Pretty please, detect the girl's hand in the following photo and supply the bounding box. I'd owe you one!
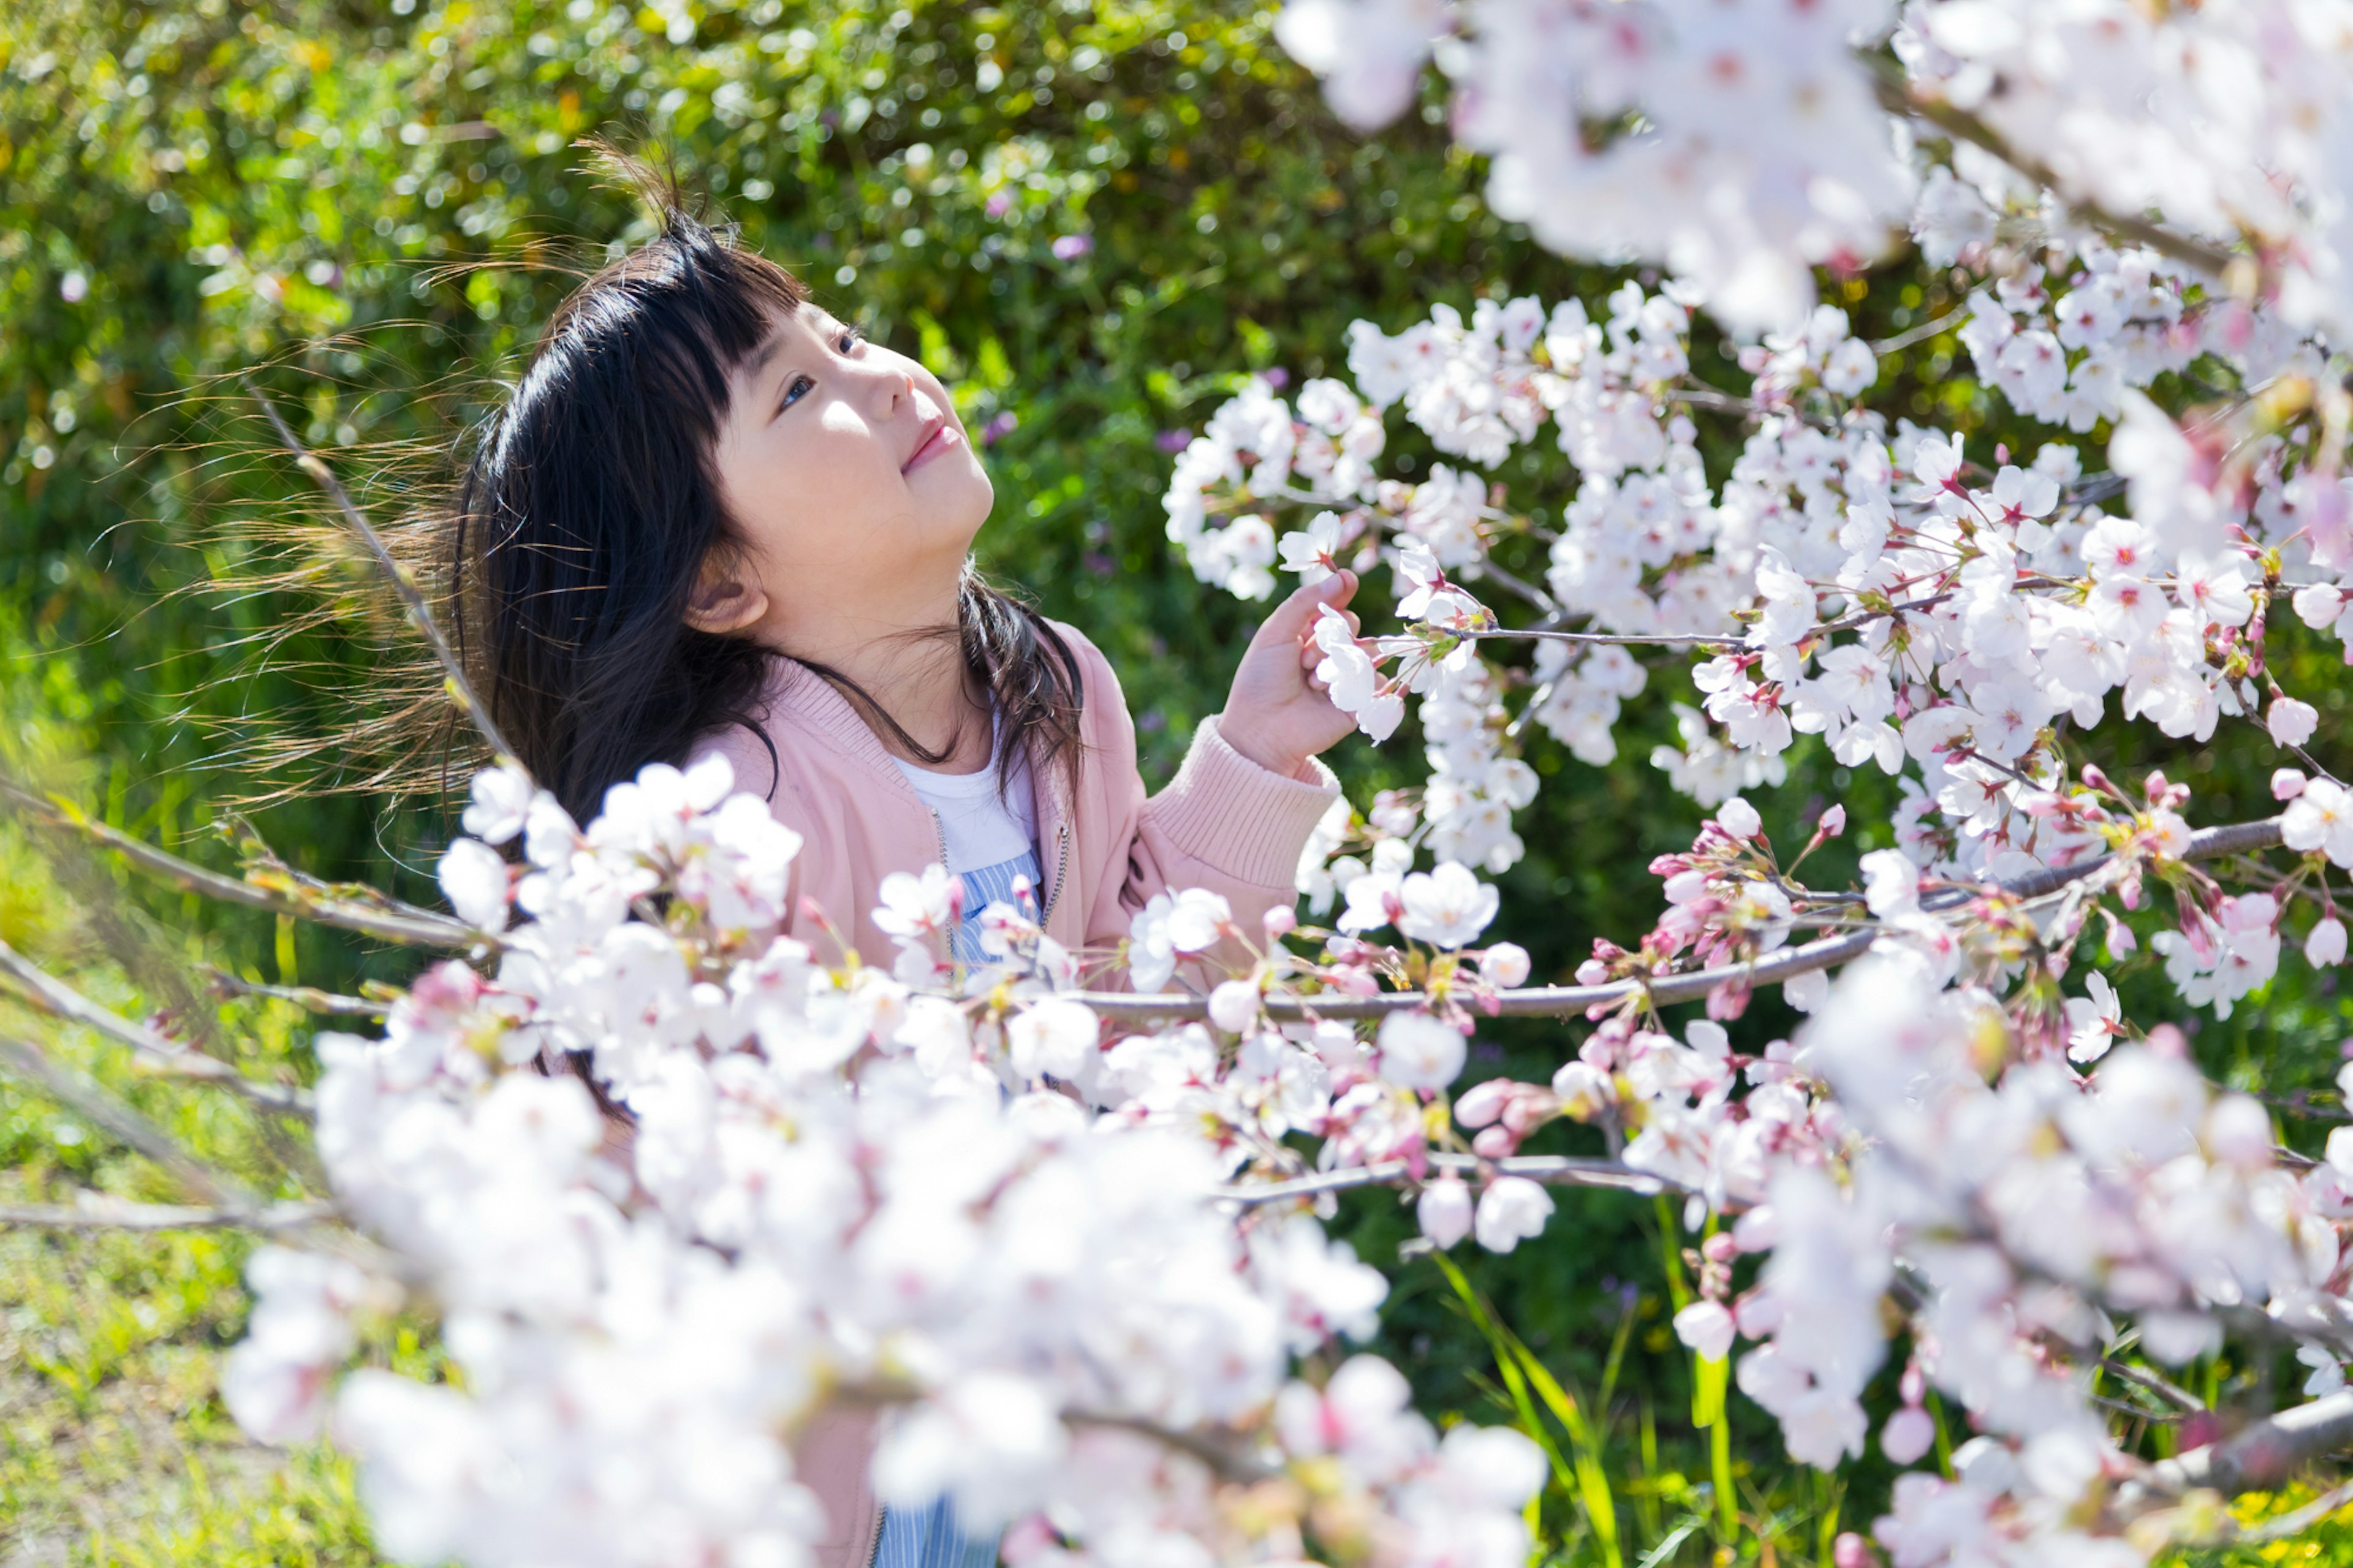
[1218,572,1363,779]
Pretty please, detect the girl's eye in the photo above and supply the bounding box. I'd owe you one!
[837,326,865,354]
[779,373,816,412]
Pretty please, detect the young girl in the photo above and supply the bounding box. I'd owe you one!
[445,170,1362,1568]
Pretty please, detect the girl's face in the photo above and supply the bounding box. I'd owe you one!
[699,301,993,642]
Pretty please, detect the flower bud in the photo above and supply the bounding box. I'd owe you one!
[1471,1124,1519,1159]
[1817,803,1847,838]
[1879,1407,1935,1466]
[1416,1176,1474,1249]
[2275,767,2309,800]
[1262,905,1298,939]
[1832,1532,1880,1568]
[2309,917,2348,968]
[2269,695,2321,749]
[1453,1078,1512,1129]
[1481,941,1531,988]
[1671,1299,1735,1362]
[1716,796,1763,840]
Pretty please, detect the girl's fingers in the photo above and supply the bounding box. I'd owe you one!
[1253,570,1358,653]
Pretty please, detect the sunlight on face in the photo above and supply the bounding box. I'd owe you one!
[710,302,994,643]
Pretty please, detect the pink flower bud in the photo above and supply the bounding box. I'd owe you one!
[1818,803,1847,838]
[1262,905,1298,939]
[1701,1232,1738,1263]
[2309,917,2347,968]
[1879,1407,1935,1466]
[1832,1532,1880,1568]
[1671,1299,1735,1362]
[2275,767,2309,800]
[1716,797,1763,840]
[2270,695,2321,749]
[1471,1124,1519,1159]
[1453,1078,1512,1129]
[1481,941,1531,988]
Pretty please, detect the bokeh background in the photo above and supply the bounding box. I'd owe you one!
[4,2,2349,1562]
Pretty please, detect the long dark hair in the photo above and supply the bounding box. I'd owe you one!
[450,153,1082,823]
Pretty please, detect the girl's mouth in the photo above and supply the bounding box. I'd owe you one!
[904,417,958,473]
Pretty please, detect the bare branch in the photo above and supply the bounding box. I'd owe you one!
[2128,1390,2353,1504]
[0,939,314,1113]
[207,966,389,1019]
[1079,815,2285,1022]
[1864,55,2243,282]
[2099,1355,2207,1416]
[0,776,485,951]
[243,376,524,771]
[1461,627,1741,651]
[0,1033,265,1214]
[1216,1151,1684,1206]
[1062,1409,1279,1485]
[0,1195,336,1234]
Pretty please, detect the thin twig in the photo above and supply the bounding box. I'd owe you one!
[1216,1151,1682,1206]
[1871,305,1971,355]
[1077,814,2286,1022]
[0,1195,335,1234]
[1464,558,1559,617]
[1062,1409,1278,1485]
[2100,1355,2207,1415]
[1461,627,1742,651]
[207,967,390,1018]
[243,374,523,770]
[0,778,485,950]
[0,939,314,1114]
[0,1034,263,1214]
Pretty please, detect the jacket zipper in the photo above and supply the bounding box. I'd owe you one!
[1039,820,1071,931]
[863,1504,886,1568]
[926,808,950,877]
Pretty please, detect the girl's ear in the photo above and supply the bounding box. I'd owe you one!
[684,556,770,635]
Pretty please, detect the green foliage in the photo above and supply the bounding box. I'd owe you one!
[6,0,2353,1562]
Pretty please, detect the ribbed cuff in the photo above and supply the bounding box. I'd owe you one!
[1146,714,1342,889]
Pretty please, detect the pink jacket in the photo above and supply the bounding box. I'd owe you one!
[692,619,1341,975]
[690,619,1341,1568]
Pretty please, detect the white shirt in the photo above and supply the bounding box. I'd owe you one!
[892,746,1043,960]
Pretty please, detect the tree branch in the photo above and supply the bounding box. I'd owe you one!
[1079,815,2286,1022]
[0,939,314,1113]
[2130,1390,2353,1503]
[0,1033,265,1214]
[1865,54,2244,282]
[1061,1408,1279,1485]
[0,776,485,950]
[1216,1151,1683,1206]
[0,1195,335,1233]
[206,967,389,1019]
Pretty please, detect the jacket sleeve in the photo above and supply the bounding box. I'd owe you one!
[1069,629,1343,972]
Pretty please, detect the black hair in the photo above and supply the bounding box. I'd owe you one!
[449,150,1083,824]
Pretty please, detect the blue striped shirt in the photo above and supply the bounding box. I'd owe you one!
[874,1498,1001,1568]
[951,850,1044,963]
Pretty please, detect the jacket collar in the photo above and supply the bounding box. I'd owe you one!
[759,655,1076,920]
